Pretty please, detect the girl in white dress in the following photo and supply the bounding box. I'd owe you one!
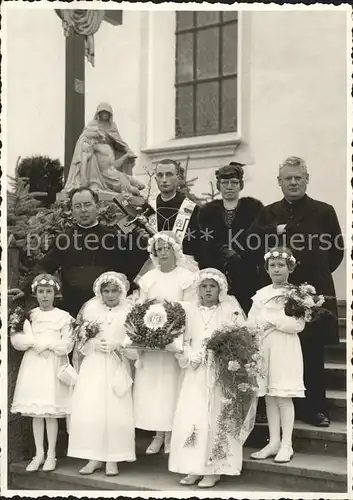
[169,268,249,489]
[248,247,305,463]
[11,274,74,472]
[68,272,136,477]
[133,231,196,455]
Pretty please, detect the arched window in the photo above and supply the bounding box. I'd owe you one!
[175,11,238,138]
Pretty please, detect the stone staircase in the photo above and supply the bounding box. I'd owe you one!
[8,301,348,493]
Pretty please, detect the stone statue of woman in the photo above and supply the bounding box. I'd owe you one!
[62,102,145,199]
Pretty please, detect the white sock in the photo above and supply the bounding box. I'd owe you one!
[32,417,45,457]
[155,431,164,439]
[277,397,294,448]
[45,418,58,458]
[265,396,281,447]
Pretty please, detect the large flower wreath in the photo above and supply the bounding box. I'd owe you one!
[124,299,186,351]
[184,324,262,462]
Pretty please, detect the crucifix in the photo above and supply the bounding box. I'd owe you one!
[56,10,123,179]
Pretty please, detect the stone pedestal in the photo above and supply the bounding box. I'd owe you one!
[56,189,145,206]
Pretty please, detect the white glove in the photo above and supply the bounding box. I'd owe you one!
[99,339,120,353]
[276,224,287,235]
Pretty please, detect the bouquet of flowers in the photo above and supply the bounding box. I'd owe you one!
[72,314,101,350]
[267,283,328,322]
[8,305,29,335]
[124,299,186,352]
[184,324,261,461]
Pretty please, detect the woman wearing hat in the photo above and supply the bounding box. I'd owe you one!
[199,163,263,315]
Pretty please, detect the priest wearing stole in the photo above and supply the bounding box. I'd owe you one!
[136,159,201,280]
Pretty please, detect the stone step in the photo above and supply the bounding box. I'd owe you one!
[337,300,346,319]
[8,450,347,493]
[246,421,346,457]
[242,447,347,493]
[338,318,346,340]
[327,389,346,422]
[324,361,346,390]
[325,338,346,363]
[7,456,290,492]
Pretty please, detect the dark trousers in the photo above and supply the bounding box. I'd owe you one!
[297,325,327,416]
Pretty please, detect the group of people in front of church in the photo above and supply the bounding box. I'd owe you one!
[9,153,343,488]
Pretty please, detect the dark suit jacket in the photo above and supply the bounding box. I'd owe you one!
[248,194,344,344]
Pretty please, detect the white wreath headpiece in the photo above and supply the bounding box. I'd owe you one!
[264,250,296,264]
[194,268,229,303]
[147,231,184,268]
[31,274,61,295]
[93,271,129,299]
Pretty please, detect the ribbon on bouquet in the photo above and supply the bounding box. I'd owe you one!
[111,352,133,398]
[205,351,216,465]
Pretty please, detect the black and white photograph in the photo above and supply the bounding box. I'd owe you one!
[1,2,351,496]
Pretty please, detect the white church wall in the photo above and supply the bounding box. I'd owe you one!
[5,8,65,175]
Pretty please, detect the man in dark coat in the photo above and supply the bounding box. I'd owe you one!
[198,163,263,313]
[249,156,344,427]
[9,187,146,316]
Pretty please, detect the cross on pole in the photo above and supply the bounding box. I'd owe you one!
[56,10,123,179]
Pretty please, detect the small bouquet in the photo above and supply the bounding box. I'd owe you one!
[8,305,29,335]
[124,299,186,352]
[267,283,328,323]
[184,324,261,461]
[72,314,101,349]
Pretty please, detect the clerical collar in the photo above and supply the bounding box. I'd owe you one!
[77,221,99,229]
[283,194,307,206]
[160,192,177,203]
[223,199,239,211]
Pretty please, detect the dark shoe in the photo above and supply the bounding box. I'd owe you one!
[303,412,330,427]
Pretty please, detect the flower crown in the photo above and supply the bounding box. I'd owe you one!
[147,233,182,255]
[264,250,296,264]
[31,278,60,292]
[194,269,229,303]
[93,272,129,299]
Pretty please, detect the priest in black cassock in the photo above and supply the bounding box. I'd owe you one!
[9,187,146,317]
[248,156,344,427]
[198,163,263,314]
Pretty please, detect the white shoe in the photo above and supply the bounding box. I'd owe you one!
[274,445,293,463]
[79,460,103,475]
[42,456,57,472]
[26,455,45,472]
[198,475,221,488]
[105,462,119,476]
[180,474,202,485]
[250,443,280,460]
[146,435,164,455]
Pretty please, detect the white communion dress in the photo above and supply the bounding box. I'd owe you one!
[169,300,247,476]
[11,307,74,418]
[133,266,196,431]
[67,298,136,463]
[247,284,306,398]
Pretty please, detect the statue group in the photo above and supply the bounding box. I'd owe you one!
[62,102,145,202]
